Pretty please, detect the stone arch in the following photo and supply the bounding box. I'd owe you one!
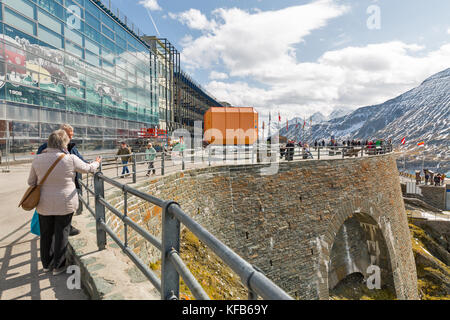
[315,198,402,300]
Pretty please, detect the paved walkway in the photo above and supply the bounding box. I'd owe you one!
[0,164,87,300]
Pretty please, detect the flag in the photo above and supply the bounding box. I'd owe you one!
[262,121,265,130]
[278,112,281,122]
[417,141,425,147]
[303,120,306,129]
[401,137,406,145]
[286,119,289,131]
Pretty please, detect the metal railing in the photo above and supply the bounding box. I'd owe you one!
[79,164,293,300]
[77,143,394,300]
[85,144,394,180]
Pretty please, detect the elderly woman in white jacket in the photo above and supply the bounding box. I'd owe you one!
[28,130,101,275]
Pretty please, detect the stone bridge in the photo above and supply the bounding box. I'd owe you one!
[105,153,418,300]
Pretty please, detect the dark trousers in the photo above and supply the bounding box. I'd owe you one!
[38,213,73,269]
[122,160,129,175]
[147,161,155,175]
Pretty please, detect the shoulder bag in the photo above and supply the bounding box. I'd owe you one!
[18,154,66,211]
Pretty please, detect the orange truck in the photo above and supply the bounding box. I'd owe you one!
[204,107,259,145]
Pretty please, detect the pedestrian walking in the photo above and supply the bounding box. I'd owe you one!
[424,169,429,185]
[117,142,132,178]
[434,174,441,186]
[286,140,295,161]
[28,130,101,275]
[145,143,156,176]
[415,170,421,185]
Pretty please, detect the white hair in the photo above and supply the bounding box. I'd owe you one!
[60,124,74,132]
[48,130,70,150]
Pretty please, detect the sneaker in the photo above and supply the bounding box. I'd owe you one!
[53,266,67,276]
[43,265,53,272]
[69,226,80,236]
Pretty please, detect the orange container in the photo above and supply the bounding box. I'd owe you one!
[204,107,258,145]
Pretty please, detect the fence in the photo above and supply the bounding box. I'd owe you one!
[76,143,394,300]
[85,144,394,181]
[78,150,295,300]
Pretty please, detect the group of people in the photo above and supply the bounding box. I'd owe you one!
[311,139,391,149]
[29,126,170,275]
[28,124,101,275]
[415,169,446,186]
[280,141,313,161]
[116,141,159,177]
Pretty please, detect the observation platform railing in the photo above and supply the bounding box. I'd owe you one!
[77,143,393,300]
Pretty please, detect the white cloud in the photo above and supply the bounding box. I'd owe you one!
[171,1,450,122]
[209,71,229,80]
[169,9,217,31]
[138,0,161,11]
[447,28,450,35]
[206,42,450,121]
[179,0,349,74]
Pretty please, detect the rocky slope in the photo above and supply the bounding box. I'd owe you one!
[278,68,450,173]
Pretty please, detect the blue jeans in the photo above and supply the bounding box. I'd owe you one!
[122,160,129,175]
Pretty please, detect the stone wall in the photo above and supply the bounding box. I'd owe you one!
[104,154,418,300]
[400,183,447,210]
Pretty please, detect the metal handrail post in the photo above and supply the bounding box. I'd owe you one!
[94,172,107,250]
[124,191,128,247]
[248,290,258,300]
[161,201,180,300]
[252,146,255,164]
[318,147,320,160]
[208,147,211,167]
[132,154,137,183]
[161,152,165,176]
[181,151,185,171]
[86,173,90,207]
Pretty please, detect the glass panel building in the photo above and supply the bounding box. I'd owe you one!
[0,0,163,157]
[0,0,223,160]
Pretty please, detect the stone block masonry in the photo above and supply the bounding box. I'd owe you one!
[401,183,447,211]
[104,154,418,300]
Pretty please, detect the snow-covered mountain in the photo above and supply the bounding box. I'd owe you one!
[328,107,352,121]
[309,112,328,124]
[278,68,450,172]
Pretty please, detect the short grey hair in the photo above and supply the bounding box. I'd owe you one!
[60,124,74,132]
[48,130,70,150]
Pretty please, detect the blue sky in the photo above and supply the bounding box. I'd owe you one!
[107,0,450,124]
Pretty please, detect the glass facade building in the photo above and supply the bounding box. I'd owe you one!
[0,0,224,161]
[0,0,165,157]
